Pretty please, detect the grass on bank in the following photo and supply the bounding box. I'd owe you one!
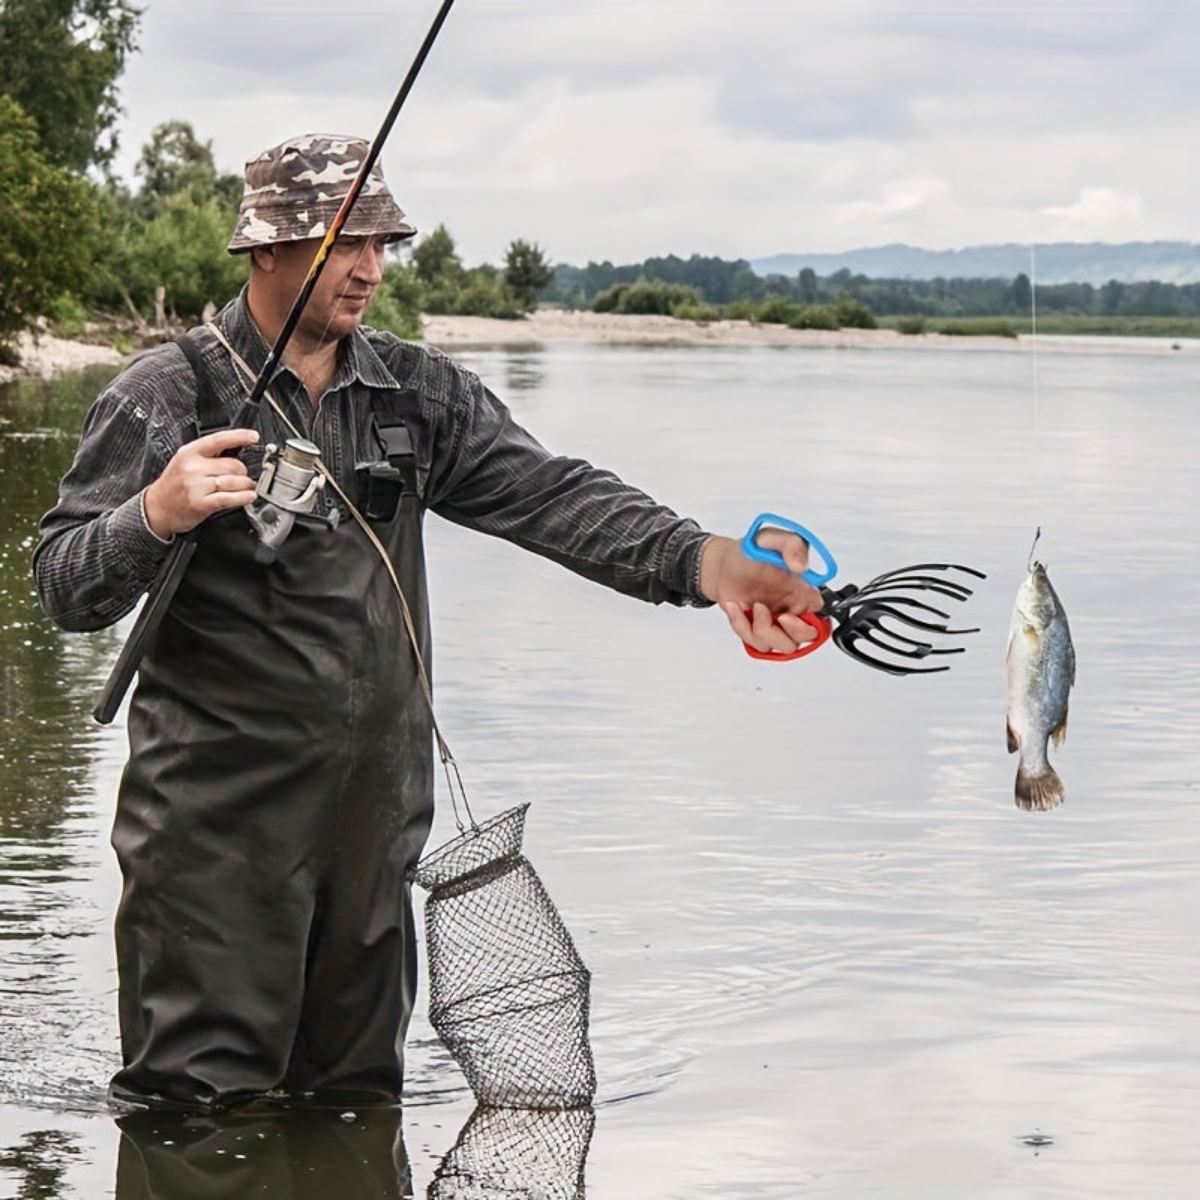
[882,313,1200,339]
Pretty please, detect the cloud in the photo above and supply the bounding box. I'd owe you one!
[111,0,1199,265]
[1039,187,1146,241]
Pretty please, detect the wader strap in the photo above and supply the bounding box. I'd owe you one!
[174,333,229,435]
[358,390,421,520]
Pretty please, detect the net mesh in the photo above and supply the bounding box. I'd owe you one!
[428,1105,595,1200]
[411,804,597,1110]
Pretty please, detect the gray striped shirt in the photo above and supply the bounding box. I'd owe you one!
[34,291,712,631]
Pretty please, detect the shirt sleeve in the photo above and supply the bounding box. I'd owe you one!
[419,357,713,608]
[33,352,191,631]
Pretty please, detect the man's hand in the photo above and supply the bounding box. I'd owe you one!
[143,429,261,539]
[699,532,825,656]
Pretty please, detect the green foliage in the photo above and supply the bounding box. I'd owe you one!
[78,121,245,321]
[548,253,759,308]
[1009,272,1033,315]
[0,0,140,174]
[552,252,1200,327]
[894,315,928,335]
[366,275,423,341]
[757,297,804,325]
[504,238,554,309]
[0,95,100,351]
[48,292,89,337]
[932,317,1019,338]
[721,299,760,322]
[129,189,247,318]
[370,261,424,339]
[134,119,241,216]
[786,305,840,331]
[672,300,721,323]
[592,279,703,316]
[1011,313,1200,338]
[399,229,529,320]
[411,224,464,286]
[833,293,877,329]
[449,270,525,319]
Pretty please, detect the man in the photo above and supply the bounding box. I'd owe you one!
[34,133,820,1112]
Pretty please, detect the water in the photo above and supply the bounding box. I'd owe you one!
[1,340,1197,1197]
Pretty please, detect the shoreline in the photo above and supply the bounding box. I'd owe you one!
[426,310,1193,355]
[3,312,1191,385]
[0,329,123,386]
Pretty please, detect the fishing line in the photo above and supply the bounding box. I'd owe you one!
[1022,14,1045,539]
[1029,241,1041,440]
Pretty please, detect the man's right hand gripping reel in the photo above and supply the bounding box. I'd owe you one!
[739,513,986,676]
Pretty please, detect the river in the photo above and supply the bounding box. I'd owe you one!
[1,338,1197,1197]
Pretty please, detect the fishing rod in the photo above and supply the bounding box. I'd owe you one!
[93,0,457,725]
[232,0,456,427]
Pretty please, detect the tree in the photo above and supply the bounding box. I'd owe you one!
[1009,272,1033,316]
[0,0,140,174]
[134,119,241,216]
[0,96,99,358]
[79,123,246,322]
[504,238,553,310]
[128,190,248,319]
[796,267,820,305]
[411,224,463,287]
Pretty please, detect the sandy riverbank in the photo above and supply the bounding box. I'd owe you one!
[3,311,1190,385]
[0,329,122,385]
[422,309,1013,351]
[423,310,1192,356]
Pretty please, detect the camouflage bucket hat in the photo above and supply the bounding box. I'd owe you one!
[227,133,416,254]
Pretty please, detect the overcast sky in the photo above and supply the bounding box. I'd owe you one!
[112,0,1197,268]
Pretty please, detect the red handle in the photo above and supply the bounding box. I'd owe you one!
[741,611,832,661]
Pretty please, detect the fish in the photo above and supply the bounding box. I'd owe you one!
[1005,541,1075,812]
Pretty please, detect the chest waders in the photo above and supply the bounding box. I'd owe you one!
[110,339,434,1110]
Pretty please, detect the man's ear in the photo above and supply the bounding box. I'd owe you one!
[249,244,277,272]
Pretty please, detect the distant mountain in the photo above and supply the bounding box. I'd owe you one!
[749,241,1200,285]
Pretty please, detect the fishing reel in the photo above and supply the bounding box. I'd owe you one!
[245,437,339,564]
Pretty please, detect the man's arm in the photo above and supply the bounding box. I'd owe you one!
[423,373,712,607]
[34,378,182,631]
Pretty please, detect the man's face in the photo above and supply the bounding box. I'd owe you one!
[256,235,391,345]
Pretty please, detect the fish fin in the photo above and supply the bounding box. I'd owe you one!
[1006,718,1020,754]
[1015,763,1065,812]
[1050,707,1069,748]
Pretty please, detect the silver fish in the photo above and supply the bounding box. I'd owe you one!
[1005,545,1075,812]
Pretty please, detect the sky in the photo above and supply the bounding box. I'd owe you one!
[111,0,1198,268]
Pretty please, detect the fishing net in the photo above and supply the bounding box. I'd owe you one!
[410,803,596,1110]
[428,1104,596,1200]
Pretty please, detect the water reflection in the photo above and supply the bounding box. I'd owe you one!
[114,1106,413,1199]
[109,1103,596,1200]
[3,346,1199,1198]
[0,1129,83,1199]
[0,368,120,842]
[1,365,125,1113]
[429,1105,595,1200]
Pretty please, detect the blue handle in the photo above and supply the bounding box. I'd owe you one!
[740,512,838,586]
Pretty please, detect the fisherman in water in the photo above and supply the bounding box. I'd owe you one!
[34,134,821,1112]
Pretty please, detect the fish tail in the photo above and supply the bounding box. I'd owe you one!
[1015,762,1065,812]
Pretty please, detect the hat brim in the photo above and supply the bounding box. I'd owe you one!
[227,193,416,255]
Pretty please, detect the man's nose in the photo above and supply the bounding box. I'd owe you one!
[351,242,386,284]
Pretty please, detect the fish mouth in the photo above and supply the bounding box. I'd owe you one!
[1026,526,1044,572]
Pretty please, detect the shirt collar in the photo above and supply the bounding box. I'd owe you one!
[218,288,403,394]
